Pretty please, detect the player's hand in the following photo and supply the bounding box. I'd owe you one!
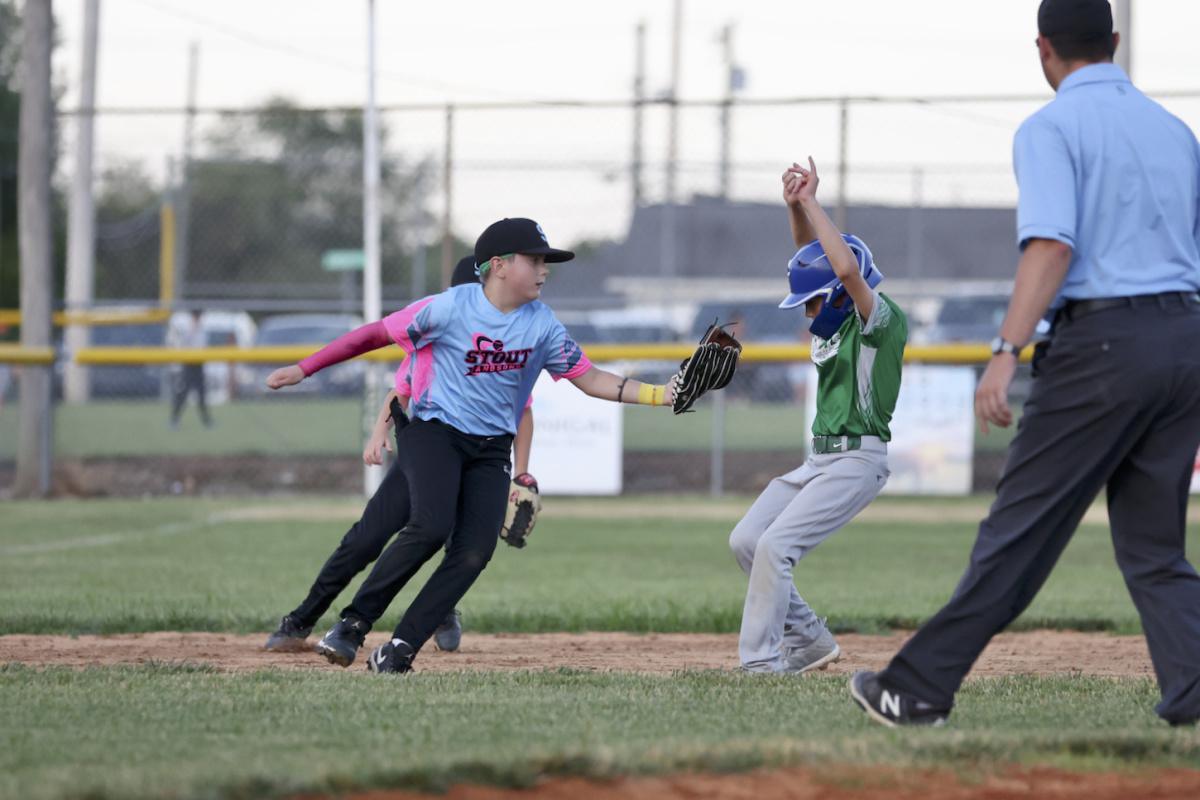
[266,365,305,390]
[975,353,1017,434]
[791,156,820,204]
[782,164,806,208]
[362,427,393,466]
[664,376,678,408]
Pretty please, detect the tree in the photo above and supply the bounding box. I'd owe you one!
[186,97,438,303]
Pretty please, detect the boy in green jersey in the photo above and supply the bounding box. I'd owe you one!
[728,157,908,674]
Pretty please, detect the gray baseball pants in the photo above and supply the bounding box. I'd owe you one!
[729,438,889,672]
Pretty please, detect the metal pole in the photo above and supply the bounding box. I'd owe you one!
[631,21,645,211]
[835,97,849,231]
[908,167,924,285]
[362,0,383,496]
[16,0,55,497]
[440,104,455,288]
[64,0,100,405]
[1114,0,1132,79]
[665,0,682,207]
[709,390,726,497]
[175,41,198,306]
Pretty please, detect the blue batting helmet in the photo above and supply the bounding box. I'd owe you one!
[778,234,883,339]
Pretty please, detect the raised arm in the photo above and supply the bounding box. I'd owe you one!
[783,162,818,247]
[790,156,874,322]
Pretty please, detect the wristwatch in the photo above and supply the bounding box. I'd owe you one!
[990,337,1023,358]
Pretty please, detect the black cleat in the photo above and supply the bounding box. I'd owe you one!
[263,615,313,652]
[366,638,416,674]
[433,609,463,652]
[849,670,951,728]
[315,617,370,667]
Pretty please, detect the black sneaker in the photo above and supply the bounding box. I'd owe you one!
[848,671,951,728]
[366,638,415,674]
[263,614,313,652]
[315,618,370,667]
[433,609,463,652]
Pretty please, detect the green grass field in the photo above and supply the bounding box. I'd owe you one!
[0,495,1192,800]
[0,399,1015,458]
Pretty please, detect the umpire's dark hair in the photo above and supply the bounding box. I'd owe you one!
[1047,33,1116,62]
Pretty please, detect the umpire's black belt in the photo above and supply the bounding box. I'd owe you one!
[812,435,861,454]
[1057,291,1200,324]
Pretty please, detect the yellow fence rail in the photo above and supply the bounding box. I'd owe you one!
[67,342,1025,366]
[0,345,56,365]
[0,307,173,327]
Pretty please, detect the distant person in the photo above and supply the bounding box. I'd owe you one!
[168,309,212,429]
[850,0,1200,728]
[728,158,905,674]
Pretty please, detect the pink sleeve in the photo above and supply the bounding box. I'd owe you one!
[552,351,593,382]
[524,393,534,409]
[382,296,436,354]
[298,321,391,377]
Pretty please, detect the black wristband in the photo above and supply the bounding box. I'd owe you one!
[617,376,629,403]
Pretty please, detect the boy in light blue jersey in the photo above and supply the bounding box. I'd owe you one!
[268,218,676,673]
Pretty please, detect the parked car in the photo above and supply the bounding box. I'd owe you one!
[87,322,168,398]
[168,311,256,405]
[921,295,1010,344]
[238,314,364,397]
[689,300,807,403]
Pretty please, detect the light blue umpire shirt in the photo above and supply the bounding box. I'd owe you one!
[1013,62,1200,306]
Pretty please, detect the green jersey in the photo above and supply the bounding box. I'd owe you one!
[809,291,907,442]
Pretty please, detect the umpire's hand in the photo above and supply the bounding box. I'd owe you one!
[975,353,1016,434]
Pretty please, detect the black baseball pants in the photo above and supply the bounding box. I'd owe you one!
[341,418,512,653]
[881,293,1200,724]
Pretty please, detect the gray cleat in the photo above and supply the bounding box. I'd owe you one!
[264,615,313,652]
[315,617,370,667]
[783,627,842,674]
[433,608,463,652]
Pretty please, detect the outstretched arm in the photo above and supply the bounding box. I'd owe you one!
[363,389,401,466]
[789,156,874,322]
[568,367,675,407]
[266,320,392,389]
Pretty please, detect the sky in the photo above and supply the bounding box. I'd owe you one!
[47,0,1200,247]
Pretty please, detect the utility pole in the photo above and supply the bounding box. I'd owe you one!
[440,104,454,288]
[16,0,55,497]
[630,20,646,212]
[835,98,849,231]
[660,0,682,310]
[717,22,736,201]
[64,0,100,405]
[1114,0,1132,79]
[175,41,198,307]
[362,0,383,496]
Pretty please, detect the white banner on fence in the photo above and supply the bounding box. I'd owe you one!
[805,364,976,496]
[1192,448,1200,494]
[526,368,622,496]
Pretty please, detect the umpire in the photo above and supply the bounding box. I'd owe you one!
[851,0,1200,728]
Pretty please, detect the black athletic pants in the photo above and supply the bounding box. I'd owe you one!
[170,365,211,426]
[340,418,512,653]
[288,455,412,628]
[881,294,1200,723]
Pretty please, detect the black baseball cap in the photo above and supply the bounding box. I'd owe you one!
[1038,0,1112,39]
[474,218,575,266]
[451,256,479,287]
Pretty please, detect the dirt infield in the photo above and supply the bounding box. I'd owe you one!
[0,630,1154,677]
[302,766,1200,800]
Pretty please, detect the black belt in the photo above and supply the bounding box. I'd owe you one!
[812,435,861,454]
[1058,291,1200,324]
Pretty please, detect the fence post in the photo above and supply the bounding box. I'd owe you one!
[710,391,726,497]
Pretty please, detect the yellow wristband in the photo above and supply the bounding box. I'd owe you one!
[637,383,666,406]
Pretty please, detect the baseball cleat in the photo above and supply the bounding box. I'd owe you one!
[433,608,463,652]
[783,628,842,674]
[315,617,370,667]
[848,670,951,728]
[263,614,313,652]
[366,638,415,674]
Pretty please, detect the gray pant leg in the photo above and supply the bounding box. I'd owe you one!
[733,444,889,671]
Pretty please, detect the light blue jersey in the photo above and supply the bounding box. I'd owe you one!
[382,284,591,436]
[1013,63,1200,306]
